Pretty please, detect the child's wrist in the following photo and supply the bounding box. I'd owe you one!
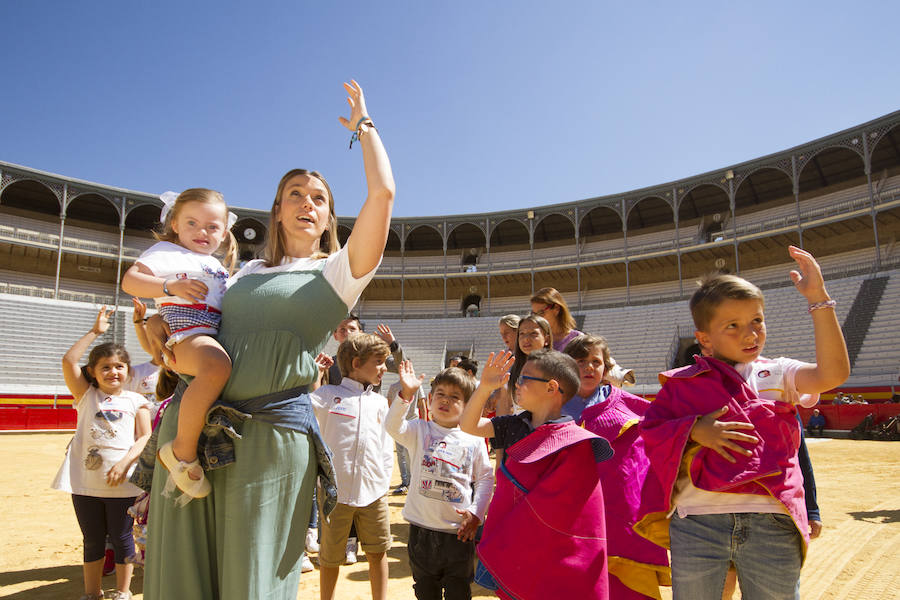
[804,291,831,304]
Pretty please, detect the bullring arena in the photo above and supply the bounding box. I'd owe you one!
[2,111,899,599]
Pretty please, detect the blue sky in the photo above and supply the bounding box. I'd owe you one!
[2,1,898,218]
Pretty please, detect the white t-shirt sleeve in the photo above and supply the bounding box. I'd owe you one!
[321,244,381,310]
[777,356,819,407]
[134,241,175,276]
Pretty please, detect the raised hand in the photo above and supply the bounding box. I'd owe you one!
[338,79,369,132]
[689,406,759,463]
[313,352,334,373]
[132,297,147,321]
[167,278,209,303]
[374,323,396,345]
[398,360,423,400]
[481,351,515,392]
[92,305,114,335]
[788,245,829,303]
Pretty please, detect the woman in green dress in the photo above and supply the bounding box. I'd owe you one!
[141,80,394,600]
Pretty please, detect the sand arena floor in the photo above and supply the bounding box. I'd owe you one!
[0,434,898,600]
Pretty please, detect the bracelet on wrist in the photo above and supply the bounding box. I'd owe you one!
[163,280,172,296]
[808,299,836,313]
[349,118,376,149]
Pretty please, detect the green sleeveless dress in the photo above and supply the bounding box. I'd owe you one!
[144,267,350,600]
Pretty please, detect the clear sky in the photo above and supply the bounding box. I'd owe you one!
[2,1,898,218]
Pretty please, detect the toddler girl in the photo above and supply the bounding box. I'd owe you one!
[122,188,236,499]
[54,306,152,600]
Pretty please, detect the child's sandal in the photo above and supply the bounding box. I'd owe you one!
[157,441,211,500]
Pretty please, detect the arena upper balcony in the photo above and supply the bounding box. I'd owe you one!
[1,110,899,317]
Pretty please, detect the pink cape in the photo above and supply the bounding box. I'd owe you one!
[477,421,611,600]
[637,356,809,555]
[580,388,671,599]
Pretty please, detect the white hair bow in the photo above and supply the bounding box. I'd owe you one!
[159,190,238,231]
[159,191,179,224]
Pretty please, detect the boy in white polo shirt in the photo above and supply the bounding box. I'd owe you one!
[386,365,493,600]
[311,333,394,600]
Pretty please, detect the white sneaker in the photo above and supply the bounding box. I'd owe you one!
[345,537,358,565]
[301,553,315,573]
[305,527,319,553]
[157,441,211,499]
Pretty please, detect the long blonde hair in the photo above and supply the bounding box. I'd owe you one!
[264,169,339,267]
[155,188,238,274]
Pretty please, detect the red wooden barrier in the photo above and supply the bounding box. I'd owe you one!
[798,403,900,430]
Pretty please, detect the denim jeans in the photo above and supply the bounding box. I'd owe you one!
[396,441,411,487]
[670,512,802,600]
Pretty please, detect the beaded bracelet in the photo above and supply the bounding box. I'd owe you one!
[808,299,836,313]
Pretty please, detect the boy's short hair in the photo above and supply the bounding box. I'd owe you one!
[456,357,478,377]
[524,348,581,403]
[562,334,614,373]
[342,313,362,328]
[337,333,390,377]
[690,273,765,331]
[430,367,477,402]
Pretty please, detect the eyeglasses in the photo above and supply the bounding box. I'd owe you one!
[532,304,553,316]
[516,374,550,386]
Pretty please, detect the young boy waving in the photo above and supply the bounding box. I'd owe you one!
[461,348,614,600]
[386,364,493,600]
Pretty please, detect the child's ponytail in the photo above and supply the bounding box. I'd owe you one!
[218,229,239,275]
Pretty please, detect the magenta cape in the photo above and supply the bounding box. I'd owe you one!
[636,356,809,556]
[580,388,671,599]
[477,421,612,600]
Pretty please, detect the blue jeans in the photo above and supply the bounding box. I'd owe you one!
[670,512,802,600]
[396,441,411,487]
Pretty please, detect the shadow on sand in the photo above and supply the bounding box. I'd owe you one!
[0,564,143,600]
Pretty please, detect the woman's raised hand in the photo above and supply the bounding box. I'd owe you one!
[338,79,369,132]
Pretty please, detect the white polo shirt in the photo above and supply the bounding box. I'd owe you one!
[311,378,393,507]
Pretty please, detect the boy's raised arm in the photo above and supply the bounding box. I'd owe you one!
[384,360,422,448]
[460,351,514,438]
[787,246,851,394]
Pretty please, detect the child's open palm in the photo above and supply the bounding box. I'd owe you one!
[398,360,423,399]
[92,305,114,335]
[788,245,828,303]
[481,351,515,391]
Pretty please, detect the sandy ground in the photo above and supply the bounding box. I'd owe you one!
[0,433,898,600]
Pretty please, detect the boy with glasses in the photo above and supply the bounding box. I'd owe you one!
[460,348,613,599]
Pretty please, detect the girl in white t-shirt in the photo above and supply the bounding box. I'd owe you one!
[122,188,237,500]
[57,306,152,600]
